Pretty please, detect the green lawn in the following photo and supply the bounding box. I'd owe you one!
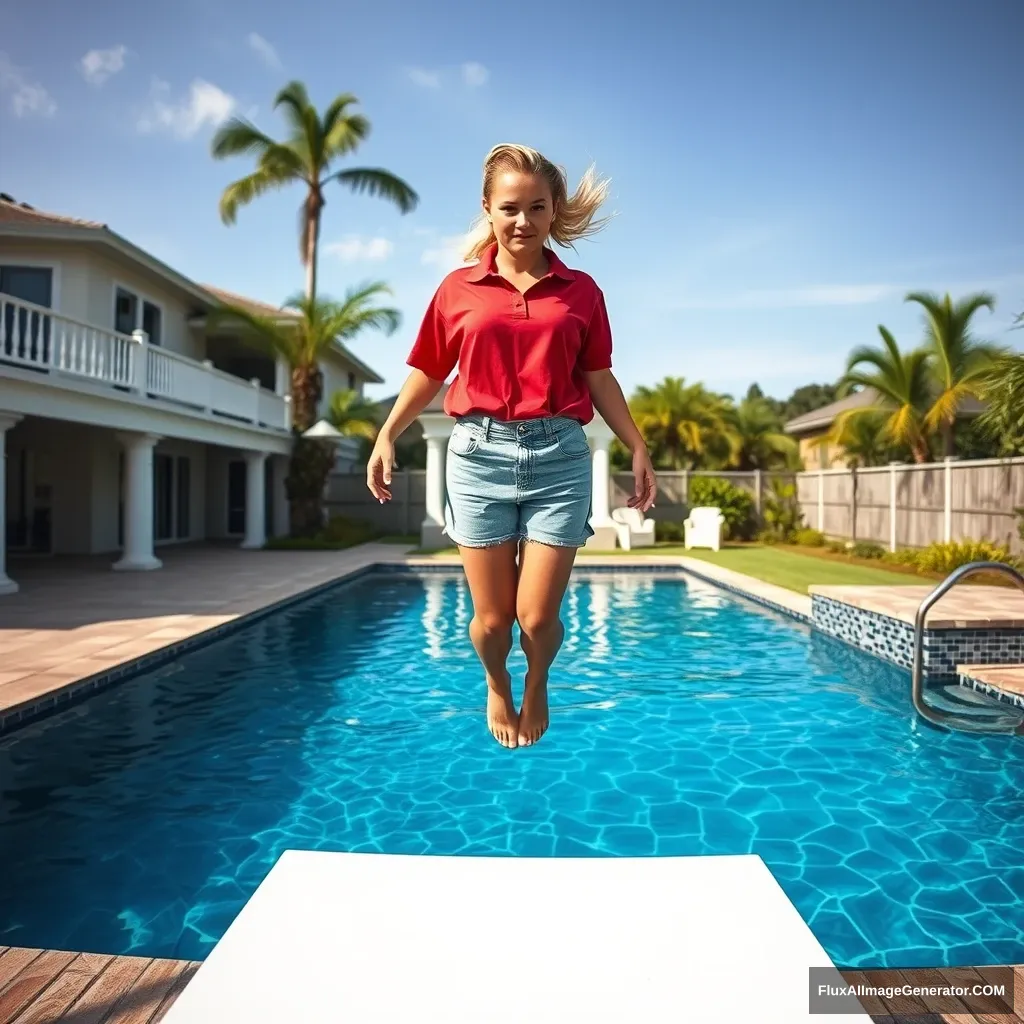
[671,545,923,593]
[407,541,925,594]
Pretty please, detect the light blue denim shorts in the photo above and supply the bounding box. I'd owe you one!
[444,415,594,548]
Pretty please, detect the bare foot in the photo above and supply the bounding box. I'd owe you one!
[486,673,519,748]
[518,676,549,747]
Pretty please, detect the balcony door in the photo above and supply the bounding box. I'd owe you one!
[1,265,53,365]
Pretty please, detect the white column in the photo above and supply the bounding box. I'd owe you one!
[274,356,290,396]
[583,413,618,550]
[242,451,268,549]
[113,432,162,572]
[0,414,23,595]
[417,412,454,548]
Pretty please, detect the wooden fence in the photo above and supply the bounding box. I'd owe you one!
[795,457,1024,555]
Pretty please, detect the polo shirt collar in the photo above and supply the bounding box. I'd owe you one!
[466,243,575,283]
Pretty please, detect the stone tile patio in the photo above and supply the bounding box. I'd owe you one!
[0,544,411,722]
[809,583,1024,628]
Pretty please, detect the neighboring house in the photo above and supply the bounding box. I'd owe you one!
[783,387,985,469]
[0,193,383,594]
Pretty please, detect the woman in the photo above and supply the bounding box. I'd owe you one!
[367,143,656,749]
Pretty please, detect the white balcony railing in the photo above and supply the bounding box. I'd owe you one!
[0,294,290,432]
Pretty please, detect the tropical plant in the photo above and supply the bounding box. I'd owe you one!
[728,396,799,470]
[208,284,400,535]
[905,290,1005,457]
[793,528,825,547]
[688,477,755,539]
[832,325,934,463]
[758,480,803,543]
[828,408,895,468]
[913,539,1017,574]
[975,351,1024,457]
[212,80,418,302]
[326,389,380,442]
[630,377,738,469]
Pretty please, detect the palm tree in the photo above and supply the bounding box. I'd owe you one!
[629,377,738,469]
[828,409,893,468]
[326,388,380,442]
[976,352,1024,457]
[833,325,934,463]
[905,290,1005,457]
[212,81,418,303]
[729,396,799,470]
[209,284,400,534]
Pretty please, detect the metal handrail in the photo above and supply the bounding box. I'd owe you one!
[911,561,1024,734]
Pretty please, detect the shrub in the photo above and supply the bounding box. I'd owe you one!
[852,541,885,560]
[265,515,376,550]
[758,480,803,544]
[826,540,846,554]
[882,548,921,567]
[913,540,1018,575]
[688,477,755,540]
[794,528,825,547]
[655,519,686,543]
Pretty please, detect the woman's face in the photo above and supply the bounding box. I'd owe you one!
[484,170,554,259]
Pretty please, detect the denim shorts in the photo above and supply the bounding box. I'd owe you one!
[444,415,594,548]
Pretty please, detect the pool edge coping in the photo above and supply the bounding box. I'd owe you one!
[0,553,812,738]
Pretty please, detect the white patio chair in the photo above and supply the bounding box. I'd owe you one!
[610,507,656,550]
[684,506,725,551]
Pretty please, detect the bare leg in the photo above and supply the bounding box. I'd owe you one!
[515,540,578,746]
[459,540,520,748]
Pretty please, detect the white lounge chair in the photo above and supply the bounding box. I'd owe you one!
[684,506,725,551]
[610,507,656,550]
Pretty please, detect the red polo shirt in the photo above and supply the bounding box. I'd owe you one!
[406,243,613,423]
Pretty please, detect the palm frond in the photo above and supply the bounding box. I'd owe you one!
[273,80,314,133]
[206,303,296,365]
[211,118,276,160]
[218,169,293,225]
[330,168,418,213]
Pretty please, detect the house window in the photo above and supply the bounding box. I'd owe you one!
[150,453,191,544]
[176,457,191,540]
[347,372,357,391]
[0,266,52,307]
[1,266,53,363]
[114,286,162,345]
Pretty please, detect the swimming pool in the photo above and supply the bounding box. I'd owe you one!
[1,568,1022,969]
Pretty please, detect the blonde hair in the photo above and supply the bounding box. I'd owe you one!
[462,143,612,262]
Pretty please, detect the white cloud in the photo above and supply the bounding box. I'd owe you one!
[421,234,469,269]
[325,236,394,262]
[137,78,236,140]
[461,62,489,87]
[0,53,56,117]
[407,67,441,89]
[80,45,127,86]
[247,32,281,70]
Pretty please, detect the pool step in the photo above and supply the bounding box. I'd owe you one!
[956,663,1024,709]
[926,682,1020,720]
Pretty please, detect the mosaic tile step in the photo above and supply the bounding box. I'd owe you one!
[957,663,1024,709]
[809,584,1024,629]
[812,592,1024,678]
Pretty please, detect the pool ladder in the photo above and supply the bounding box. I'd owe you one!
[911,561,1024,735]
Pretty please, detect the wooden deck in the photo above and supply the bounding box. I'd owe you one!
[0,947,199,1024]
[1,946,1022,1022]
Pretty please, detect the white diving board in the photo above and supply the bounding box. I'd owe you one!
[162,850,867,1022]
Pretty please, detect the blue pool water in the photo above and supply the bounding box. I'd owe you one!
[1,569,1023,968]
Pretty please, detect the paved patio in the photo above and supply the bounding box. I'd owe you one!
[810,583,1024,628]
[0,543,412,723]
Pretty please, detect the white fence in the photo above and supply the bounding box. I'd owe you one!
[796,457,1024,555]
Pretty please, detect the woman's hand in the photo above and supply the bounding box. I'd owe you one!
[366,436,396,503]
[628,444,657,513]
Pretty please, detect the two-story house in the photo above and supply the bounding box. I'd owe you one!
[0,194,382,594]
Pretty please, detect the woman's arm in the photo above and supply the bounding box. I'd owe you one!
[584,369,644,451]
[367,369,444,502]
[584,369,657,512]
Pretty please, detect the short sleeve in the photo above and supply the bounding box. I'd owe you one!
[578,289,613,371]
[406,287,457,381]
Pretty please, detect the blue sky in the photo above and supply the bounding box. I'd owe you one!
[1,0,1022,403]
